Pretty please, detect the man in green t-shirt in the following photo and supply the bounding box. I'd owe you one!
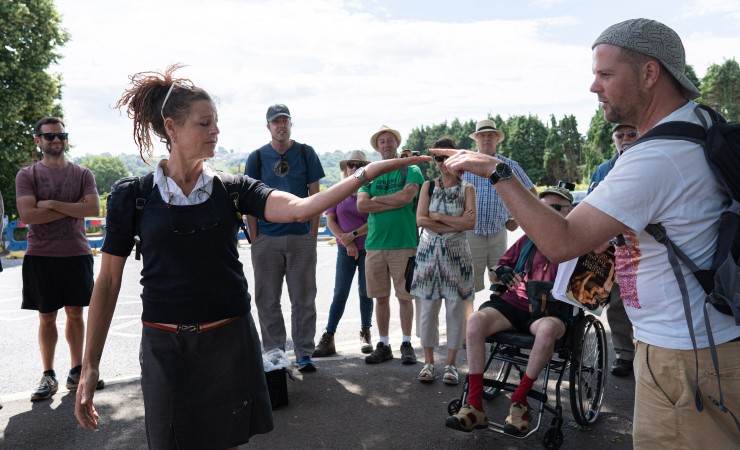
[358,125,424,365]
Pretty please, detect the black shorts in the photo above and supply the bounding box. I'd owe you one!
[21,255,94,313]
[479,296,570,333]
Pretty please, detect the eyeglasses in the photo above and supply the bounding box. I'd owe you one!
[38,133,68,141]
[613,131,638,139]
[434,155,448,163]
[550,204,571,212]
[346,162,366,169]
[160,81,194,121]
[274,154,290,177]
[168,194,220,235]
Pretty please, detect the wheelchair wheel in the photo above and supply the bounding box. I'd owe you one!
[542,426,564,449]
[569,315,607,426]
[447,398,462,416]
[482,343,511,400]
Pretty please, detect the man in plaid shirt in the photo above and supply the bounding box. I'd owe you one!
[462,120,537,297]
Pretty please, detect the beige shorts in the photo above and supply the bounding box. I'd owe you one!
[467,230,508,292]
[365,248,416,301]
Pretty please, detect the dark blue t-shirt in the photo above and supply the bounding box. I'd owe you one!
[245,141,325,236]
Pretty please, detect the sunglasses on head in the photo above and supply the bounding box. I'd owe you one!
[613,131,638,139]
[550,204,571,212]
[274,154,290,177]
[346,162,366,169]
[434,155,448,163]
[38,133,68,141]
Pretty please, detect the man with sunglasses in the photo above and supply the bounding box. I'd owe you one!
[587,123,638,377]
[15,117,103,402]
[245,104,325,373]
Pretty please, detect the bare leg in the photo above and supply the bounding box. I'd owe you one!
[526,317,566,378]
[399,298,414,337]
[38,311,59,372]
[423,347,435,364]
[375,296,391,337]
[64,306,85,368]
[465,308,514,374]
[446,348,459,366]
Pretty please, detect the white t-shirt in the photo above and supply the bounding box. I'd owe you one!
[585,100,740,350]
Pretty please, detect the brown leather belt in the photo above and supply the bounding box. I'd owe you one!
[142,317,239,333]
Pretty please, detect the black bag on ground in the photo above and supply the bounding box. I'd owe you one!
[265,368,290,410]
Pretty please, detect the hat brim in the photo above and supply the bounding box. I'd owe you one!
[539,189,573,203]
[339,160,368,170]
[371,128,402,151]
[267,112,291,122]
[469,129,505,142]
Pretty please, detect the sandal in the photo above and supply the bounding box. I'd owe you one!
[417,364,435,383]
[443,365,459,385]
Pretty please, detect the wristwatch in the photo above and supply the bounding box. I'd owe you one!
[488,162,513,185]
[352,230,358,237]
[353,166,372,186]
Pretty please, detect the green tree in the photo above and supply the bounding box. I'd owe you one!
[543,115,584,186]
[0,0,69,217]
[582,108,614,182]
[500,115,548,185]
[81,155,130,194]
[685,64,701,92]
[701,58,740,121]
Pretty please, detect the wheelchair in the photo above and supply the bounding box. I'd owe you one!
[447,281,608,449]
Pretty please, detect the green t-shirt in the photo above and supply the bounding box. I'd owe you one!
[359,165,424,250]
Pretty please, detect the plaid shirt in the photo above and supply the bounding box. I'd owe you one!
[462,154,534,236]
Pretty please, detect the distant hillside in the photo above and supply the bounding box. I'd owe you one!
[74,147,380,189]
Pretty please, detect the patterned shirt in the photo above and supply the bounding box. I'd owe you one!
[462,154,534,236]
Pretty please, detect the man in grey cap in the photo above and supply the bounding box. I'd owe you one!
[245,104,326,373]
[587,123,639,377]
[435,19,739,448]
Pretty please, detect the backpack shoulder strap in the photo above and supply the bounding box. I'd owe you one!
[134,172,154,261]
[254,149,263,180]
[214,172,251,244]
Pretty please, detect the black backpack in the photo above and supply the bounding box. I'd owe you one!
[636,104,740,431]
[132,172,250,260]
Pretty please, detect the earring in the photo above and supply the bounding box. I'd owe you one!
[172,134,177,144]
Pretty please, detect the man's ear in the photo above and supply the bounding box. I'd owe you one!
[643,59,660,89]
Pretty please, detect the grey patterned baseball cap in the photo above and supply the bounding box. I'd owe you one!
[592,19,701,100]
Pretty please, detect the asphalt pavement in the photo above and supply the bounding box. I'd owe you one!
[0,234,636,449]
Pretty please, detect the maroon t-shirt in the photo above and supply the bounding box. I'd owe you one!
[15,162,98,256]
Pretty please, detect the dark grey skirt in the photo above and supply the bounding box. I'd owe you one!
[140,313,274,449]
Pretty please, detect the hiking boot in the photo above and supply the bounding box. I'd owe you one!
[296,356,317,373]
[365,342,393,364]
[504,402,531,436]
[360,327,373,354]
[610,358,633,377]
[312,332,336,357]
[445,403,489,432]
[31,373,58,402]
[66,366,105,391]
[400,341,417,365]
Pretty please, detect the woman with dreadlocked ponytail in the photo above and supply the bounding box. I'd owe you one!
[73,64,428,449]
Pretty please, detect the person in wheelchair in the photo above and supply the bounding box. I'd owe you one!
[446,186,573,436]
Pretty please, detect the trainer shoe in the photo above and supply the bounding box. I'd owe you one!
[312,332,336,357]
[610,358,633,377]
[360,327,373,354]
[400,341,417,365]
[31,373,58,402]
[503,402,531,436]
[66,365,105,391]
[296,356,317,373]
[365,342,393,364]
[445,403,489,432]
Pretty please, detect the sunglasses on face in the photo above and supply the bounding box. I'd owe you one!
[550,204,571,212]
[613,131,638,139]
[434,155,448,163]
[38,133,68,141]
[346,162,366,170]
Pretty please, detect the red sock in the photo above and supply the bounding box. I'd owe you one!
[467,373,484,411]
[511,373,536,405]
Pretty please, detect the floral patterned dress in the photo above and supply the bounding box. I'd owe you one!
[410,179,474,301]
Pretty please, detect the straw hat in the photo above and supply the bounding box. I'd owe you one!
[469,119,505,142]
[370,125,402,151]
[339,150,369,170]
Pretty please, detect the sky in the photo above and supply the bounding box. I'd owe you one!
[52,0,740,159]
